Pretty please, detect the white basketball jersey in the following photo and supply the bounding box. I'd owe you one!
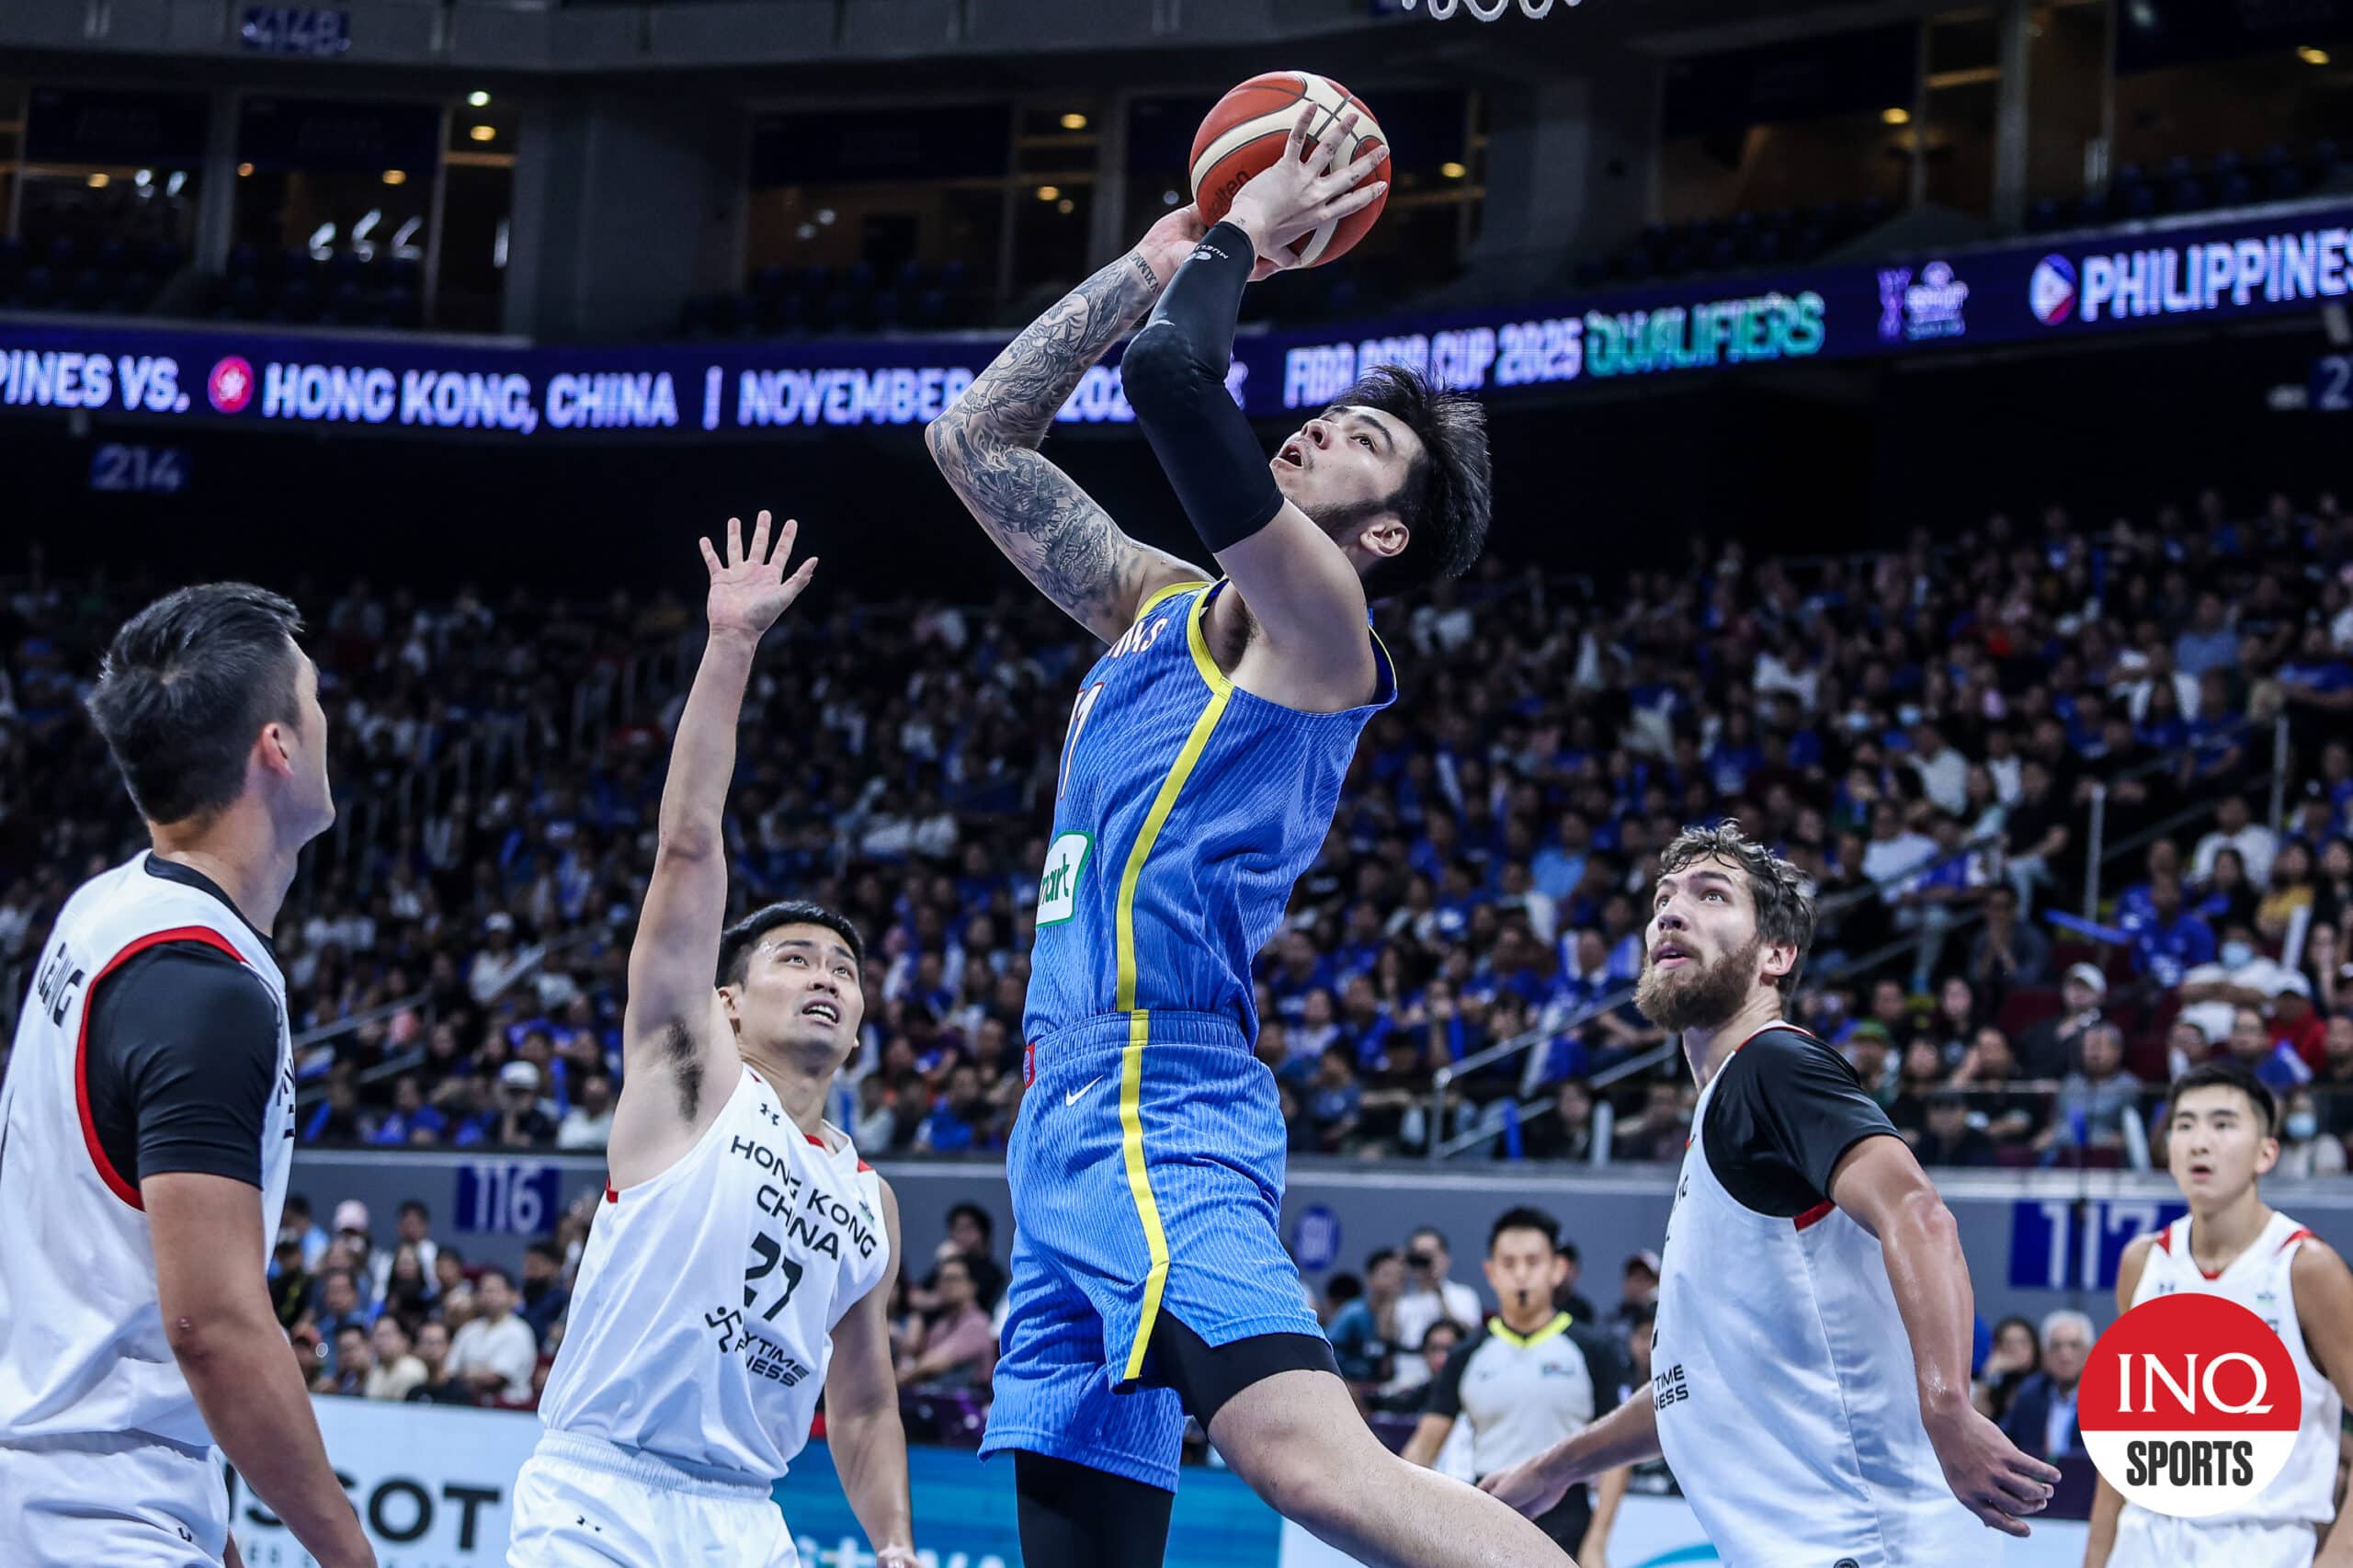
[2128,1210,2341,1525]
[539,1064,891,1483]
[1654,1065,1992,1567]
[0,855,294,1451]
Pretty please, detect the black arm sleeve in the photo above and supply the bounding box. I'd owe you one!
[1701,1028,1899,1218]
[1421,1328,1479,1419]
[1120,222,1285,552]
[85,943,281,1189]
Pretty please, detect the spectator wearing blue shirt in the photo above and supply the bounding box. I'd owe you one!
[369,1075,449,1145]
[916,1063,990,1153]
[2130,874,2217,989]
[1530,811,1592,902]
[1325,1250,1404,1392]
[2226,1004,2313,1095]
[312,1267,374,1376]
[2172,593,2238,677]
[1267,930,1335,1029]
[1307,1045,1364,1153]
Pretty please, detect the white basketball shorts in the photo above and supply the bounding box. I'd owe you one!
[2111,1507,2318,1568]
[0,1430,226,1568]
[508,1430,800,1568]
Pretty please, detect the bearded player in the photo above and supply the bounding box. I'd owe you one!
[1481,823,2062,1565]
[507,516,914,1568]
[2086,1061,2353,1568]
[927,106,1568,1566]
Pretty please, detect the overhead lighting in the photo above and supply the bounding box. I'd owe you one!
[1440,161,1467,179]
[467,89,493,108]
[237,162,255,177]
[134,168,153,188]
[1882,107,1912,125]
[165,171,186,196]
[1162,188,1181,206]
[86,172,109,188]
[796,222,817,241]
[1035,185,1060,202]
[383,169,408,186]
[1057,198,1075,214]
[469,124,496,142]
[815,208,835,225]
[1059,112,1088,131]
[2298,45,2331,65]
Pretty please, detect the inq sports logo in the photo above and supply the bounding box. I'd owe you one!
[1398,0,1583,17]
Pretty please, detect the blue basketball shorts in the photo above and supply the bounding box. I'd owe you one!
[977,1009,1322,1491]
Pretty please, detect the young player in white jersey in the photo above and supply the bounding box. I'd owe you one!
[507,515,915,1568]
[0,585,372,1568]
[1481,822,2062,1565]
[2086,1061,2353,1568]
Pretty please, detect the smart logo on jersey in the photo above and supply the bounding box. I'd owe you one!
[2079,1292,2301,1517]
[207,355,256,414]
[2029,255,2078,325]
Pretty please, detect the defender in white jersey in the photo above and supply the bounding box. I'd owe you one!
[0,585,370,1568]
[1483,822,2062,1563]
[2087,1062,2353,1568]
[508,515,915,1568]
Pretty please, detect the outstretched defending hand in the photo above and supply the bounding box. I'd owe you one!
[1925,1402,2060,1539]
[1221,103,1387,276]
[1475,1453,1573,1519]
[699,510,817,642]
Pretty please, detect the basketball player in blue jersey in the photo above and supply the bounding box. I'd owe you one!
[928,106,1570,1566]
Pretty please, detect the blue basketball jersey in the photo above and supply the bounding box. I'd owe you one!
[1023,578,1395,1044]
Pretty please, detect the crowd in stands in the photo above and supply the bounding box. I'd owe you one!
[6,486,2353,1177]
[274,1190,1010,1426]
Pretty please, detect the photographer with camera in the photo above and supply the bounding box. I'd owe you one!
[1387,1226,1483,1397]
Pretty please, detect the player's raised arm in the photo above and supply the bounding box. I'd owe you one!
[923,213,1209,643]
[1824,1136,2062,1538]
[613,515,816,1171]
[1120,103,1388,705]
[824,1178,915,1567]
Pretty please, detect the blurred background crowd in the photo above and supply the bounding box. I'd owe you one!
[6,482,2353,1180]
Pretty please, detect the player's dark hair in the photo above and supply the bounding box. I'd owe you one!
[1330,365,1490,600]
[2171,1059,2277,1136]
[948,1201,994,1242]
[1489,1206,1562,1255]
[1658,819,1816,998]
[85,583,307,826]
[716,900,867,988]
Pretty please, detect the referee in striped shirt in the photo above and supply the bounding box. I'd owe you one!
[1401,1208,1630,1560]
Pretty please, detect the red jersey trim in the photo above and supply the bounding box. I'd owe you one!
[604,1184,620,1204]
[74,926,247,1212]
[1793,1201,1836,1231]
[2276,1226,2314,1256]
[2154,1227,2173,1255]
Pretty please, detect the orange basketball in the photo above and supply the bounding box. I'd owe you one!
[1189,71,1391,269]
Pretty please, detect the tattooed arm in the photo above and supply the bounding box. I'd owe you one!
[924,210,1211,643]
